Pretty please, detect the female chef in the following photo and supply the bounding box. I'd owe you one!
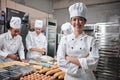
[26,20,47,60]
[0,17,26,62]
[57,2,99,80]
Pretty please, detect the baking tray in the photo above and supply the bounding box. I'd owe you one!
[3,65,34,75]
[0,75,10,80]
[0,71,20,80]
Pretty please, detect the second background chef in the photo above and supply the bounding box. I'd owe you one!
[26,20,47,60]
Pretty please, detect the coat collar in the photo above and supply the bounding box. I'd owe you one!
[8,30,13,39]
[34,32,42,36]
[72,31,87,39]
[8,30,18,40]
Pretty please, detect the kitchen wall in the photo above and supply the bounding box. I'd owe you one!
[10,0,53,14]
[1,0,53,29]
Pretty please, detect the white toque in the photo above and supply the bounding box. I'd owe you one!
[69,2,87,19]
[10,17,21,29]
[61,22,73,35]
[35,20,43,28]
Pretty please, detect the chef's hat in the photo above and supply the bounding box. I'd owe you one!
[35,20,43,28]
[69,2,87,19]
[10,17,21,29]
[61,22,73,35]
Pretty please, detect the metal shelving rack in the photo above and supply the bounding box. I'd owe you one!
[94,22,120,80]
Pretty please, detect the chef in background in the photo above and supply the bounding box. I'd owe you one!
[61,22,73,36]
[26,20,47,60]
[54,22,73,60]
[57,2,99,80]
[0,17,27,63]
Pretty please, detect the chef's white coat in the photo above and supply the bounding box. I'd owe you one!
[26,31,47,60]
[57,32,99,80]
[0,30,25,60]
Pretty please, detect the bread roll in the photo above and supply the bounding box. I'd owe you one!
[50,65,58,69]
[49,76,55,80]
[58,73,65,79]
[53,71,63,78]
[45,68,61,75]
[31,65,43,70]
[39,67,50,73]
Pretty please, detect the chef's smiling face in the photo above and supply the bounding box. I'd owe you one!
[71,16,86,33]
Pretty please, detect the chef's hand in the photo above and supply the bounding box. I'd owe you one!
[7,54,18,60]
[65,55,71,62]
[30,48,45,53]
[81,53,89,58]
[21,59,27,63]
[65,55,81,67]
[36,48,45,53]
[54,55,57,60]
[30,48,36,51]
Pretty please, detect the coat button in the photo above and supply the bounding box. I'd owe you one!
[71,47,73,49]
[72,39,74,40]
[80,39,82,41]
[80,48,82,49]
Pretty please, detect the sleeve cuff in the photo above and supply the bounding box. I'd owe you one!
[28,46,32,50]
[67,63,79,75]
[19,51,25,60]
[79,58,88,69]
[0,51,9,58]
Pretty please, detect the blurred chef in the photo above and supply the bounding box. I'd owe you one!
[54,22,73,60]
[57,2,99,80]
[26,20,47,60]
[61,22,73,36]
[0,17,27,62]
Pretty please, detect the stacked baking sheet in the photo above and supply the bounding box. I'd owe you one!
[94,22,120,80]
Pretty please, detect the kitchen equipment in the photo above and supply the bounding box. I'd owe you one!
[94,22,120,80]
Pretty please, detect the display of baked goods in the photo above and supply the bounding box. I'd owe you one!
[0,61,65,80]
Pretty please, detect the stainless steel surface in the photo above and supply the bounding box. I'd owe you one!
[94,22,119,33]
[84,24,94,36]
[94,22,120,80]
[46,18,57,57]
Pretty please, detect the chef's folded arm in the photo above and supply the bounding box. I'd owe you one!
[79,39,99,70]
[0,36,9,57]
[0,50,10,58]
[25,32,32,51]
[44,37,47,52]
[57,37,79,75]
